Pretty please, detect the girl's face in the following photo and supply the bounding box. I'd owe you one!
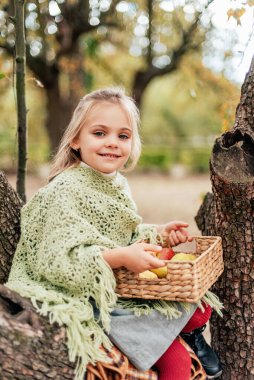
[71,101,133,173]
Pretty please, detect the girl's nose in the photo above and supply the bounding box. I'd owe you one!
[105,136,118,148]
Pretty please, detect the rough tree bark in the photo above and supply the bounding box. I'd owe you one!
[0,285,76,379]
[0,172,76,379]
[0,172,22,284]
[195,56,254,379]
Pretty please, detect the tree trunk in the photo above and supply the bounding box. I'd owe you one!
[195,57,254,379]
[0,285,75,379]
[45,82,76,154]
[0,172,22,284]
[0,171,76,378]
[14,0,27,202]
[132,70,150,109]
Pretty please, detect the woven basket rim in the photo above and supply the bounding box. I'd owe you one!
[115,235,222,268]
[166,235,221,262]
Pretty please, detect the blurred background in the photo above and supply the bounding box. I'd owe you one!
[1,0,253,231]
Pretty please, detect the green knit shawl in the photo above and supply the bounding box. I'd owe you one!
[6,166,222,379]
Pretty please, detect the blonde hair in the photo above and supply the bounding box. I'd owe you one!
[48,87,141,182]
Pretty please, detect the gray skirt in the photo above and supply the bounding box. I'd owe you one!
[108,303,197,371]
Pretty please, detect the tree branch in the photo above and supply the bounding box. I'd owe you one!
[0,42,14,55]
[147,0,153,66]
[132,1,214,106]
[135,10,202,84]
[26,52,59,88]
[55,0,120,60]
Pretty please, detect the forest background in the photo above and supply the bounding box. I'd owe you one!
[0,0,253,178]
[0,0,254,379]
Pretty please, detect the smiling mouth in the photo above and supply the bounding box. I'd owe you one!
[99,153,121,158]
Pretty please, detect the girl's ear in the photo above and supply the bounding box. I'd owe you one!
[70,138,79,150]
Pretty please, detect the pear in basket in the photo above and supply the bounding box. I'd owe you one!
[139,270,158,279]
[150,266,168,278]
[171,253,197,261]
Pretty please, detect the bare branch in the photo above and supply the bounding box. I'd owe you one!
[34,0,48,60]
[132,2,209,106]
[55,0,120,59]
[26,51,59,87]
[0,42,14,55]
[147,0,153,65]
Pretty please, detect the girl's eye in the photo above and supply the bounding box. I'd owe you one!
[119,134,129,140]
[94,131,105,137]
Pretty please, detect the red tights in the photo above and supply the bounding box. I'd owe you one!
[154,304,212,380]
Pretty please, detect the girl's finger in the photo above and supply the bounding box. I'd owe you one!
[178,228,189,237]
[148,256,166,268]
[178,228,193,242]
[169,235,175,247]
[170,230,179,245]
[176,230,188,243]
[168,231,176,246]
[171,221,189,230]
[142,243,162,252]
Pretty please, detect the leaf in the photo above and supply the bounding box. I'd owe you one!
[221,119,230,133]
[227,8,246,24]
[83,71,94,92]
[0,73,5,80]
[235,8,246,18]
[224,50,233,59]
[227,8,234,19]
[85,38,99,58]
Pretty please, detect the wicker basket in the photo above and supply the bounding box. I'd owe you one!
[114,236,223,303]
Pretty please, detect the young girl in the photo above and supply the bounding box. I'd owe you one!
[6,87,222,380]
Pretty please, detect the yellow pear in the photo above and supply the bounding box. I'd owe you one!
[171,253,197,261]
[150,266,168,278]
[139,270,158,279]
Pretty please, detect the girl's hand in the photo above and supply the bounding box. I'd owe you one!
[156,221,193,247]
[120,242,165,273]
[102,243,165,273]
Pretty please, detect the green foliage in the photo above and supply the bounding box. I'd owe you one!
[0,87,17,170]
[137,145,212,173]
[0,81,50,172]
[83,71,94,92]
[180,147,212,173]
[137,146,174,172]
[141,56,238,143]
[85,38,100,58]
[0,52,239,174]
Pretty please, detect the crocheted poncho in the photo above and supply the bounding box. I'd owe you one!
[6,165,222,379]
